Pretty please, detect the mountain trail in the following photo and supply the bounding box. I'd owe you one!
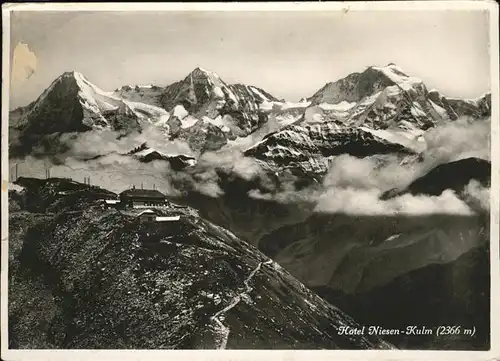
[209,259,273,349]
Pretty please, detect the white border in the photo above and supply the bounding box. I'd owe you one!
[1,1,499,11]
[1,2,499,361]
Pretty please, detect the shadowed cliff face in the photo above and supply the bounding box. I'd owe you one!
[9,178,393,350]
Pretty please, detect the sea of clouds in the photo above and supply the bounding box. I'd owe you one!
[9,117,491,216]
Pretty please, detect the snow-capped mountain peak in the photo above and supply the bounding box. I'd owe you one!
[371,64,424,93]
[380,63,408,75]
[190,66,222,80]
[159,67,283,137]
[13,71,166,136]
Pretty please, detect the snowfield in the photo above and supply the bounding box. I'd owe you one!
[373,64,423,92]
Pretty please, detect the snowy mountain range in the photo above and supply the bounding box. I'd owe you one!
[10,64,490,164]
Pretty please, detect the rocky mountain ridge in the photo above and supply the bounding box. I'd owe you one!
[8,177,393,349]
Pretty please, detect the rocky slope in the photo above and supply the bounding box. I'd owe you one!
[8,178,393,349]
[244,123,415,176]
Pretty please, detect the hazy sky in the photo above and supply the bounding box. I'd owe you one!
[9,10,490,108]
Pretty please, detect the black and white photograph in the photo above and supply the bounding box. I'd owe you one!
[1,2,499,358]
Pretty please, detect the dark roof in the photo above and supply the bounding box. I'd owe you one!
[120,188,166,199]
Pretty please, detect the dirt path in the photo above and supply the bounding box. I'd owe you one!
[210,259,273,349]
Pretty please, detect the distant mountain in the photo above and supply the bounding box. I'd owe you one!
[307,64,490,128]
[9,72,173,156]
[257,211,489,319]
[160,68,279,121]
[128,142,197,170]
[244,123,414,176]
[308,65,398,105]
[9,68,284,157]
[113,84,165,107]
[428,90,491,120]
[12,72,169,135]
[244,64,490,176]
[381,157,491,199]
[159,67,282,148]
